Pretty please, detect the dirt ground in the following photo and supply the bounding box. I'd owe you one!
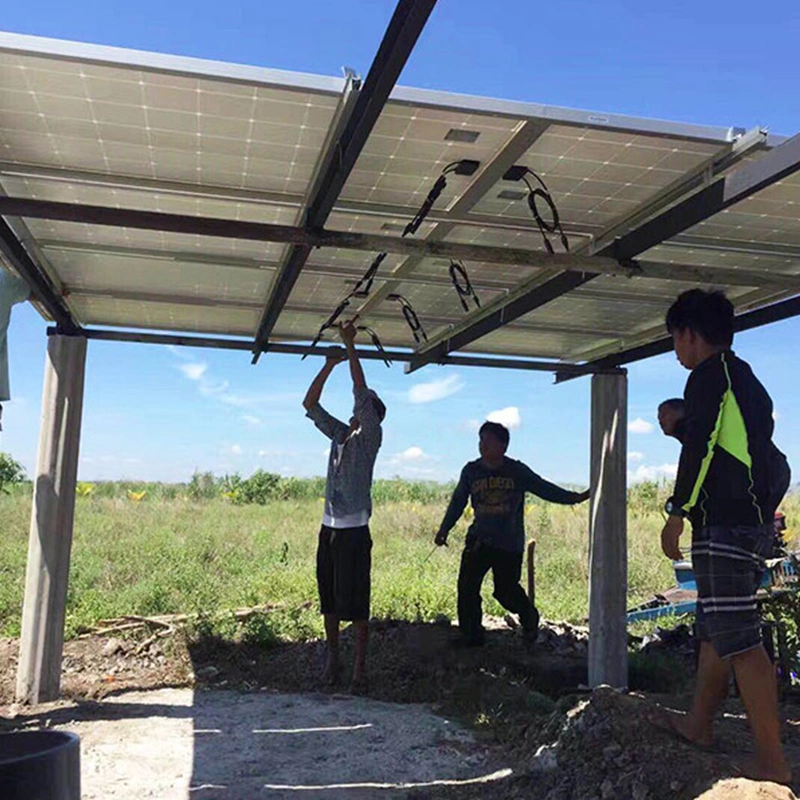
[2,618,800,799]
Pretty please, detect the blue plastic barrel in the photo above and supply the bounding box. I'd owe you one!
[0,730,80,799]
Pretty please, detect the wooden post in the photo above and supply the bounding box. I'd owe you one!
[16,334,87,704]
[588,371,628,689]
[526,538,537,607]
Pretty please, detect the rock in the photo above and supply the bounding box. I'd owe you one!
[632,780,649,800]
[694,778,797,800]
[102,638,124,657]
[602,743,622,760]
[526,690,556,715]
[531,744,559,772]
[196,665,220,681]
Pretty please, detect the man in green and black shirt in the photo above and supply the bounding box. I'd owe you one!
[434,421,589,646]
[656,289,791,784]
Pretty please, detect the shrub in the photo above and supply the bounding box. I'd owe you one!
[239,470,281,505]
[188,471,218,501]
[0,453,26,494]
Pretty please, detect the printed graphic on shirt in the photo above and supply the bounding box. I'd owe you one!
[471,476,516,518]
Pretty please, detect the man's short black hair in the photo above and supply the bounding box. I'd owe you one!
[373,397,387,422]
[658,398,685,413]
[479,421,510,447]
[665,289,734,347]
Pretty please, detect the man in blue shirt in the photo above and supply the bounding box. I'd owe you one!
[435,421,589,647]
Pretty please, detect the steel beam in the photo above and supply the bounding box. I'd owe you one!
[0,195,622,271]
[0,217,78,332]
[52,237,797,294]
[65,286,630,337]
[0,161,596,238]
[251,0,438,357]
[250,74,361,362]
[56,325,605,374]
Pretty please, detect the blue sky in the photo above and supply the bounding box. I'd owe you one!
[1,0,798,485]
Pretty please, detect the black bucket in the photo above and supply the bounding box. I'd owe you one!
[0,730,80,800]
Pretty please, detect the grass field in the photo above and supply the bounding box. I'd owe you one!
[0,478,797,643]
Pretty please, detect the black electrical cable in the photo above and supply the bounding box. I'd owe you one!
[357,325,392,367]
[388,293,428,343]
[350,251,387,298]
[302,162,469,361]
[402,161,465,238]
[449,260,481,312]
[520,170,570,254]
[301,297,351,359]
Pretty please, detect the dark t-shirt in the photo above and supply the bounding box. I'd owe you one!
[437,457,584,553]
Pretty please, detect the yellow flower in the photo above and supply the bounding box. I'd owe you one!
[127,490,146,502]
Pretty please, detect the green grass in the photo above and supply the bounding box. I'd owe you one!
[0,482,797,642]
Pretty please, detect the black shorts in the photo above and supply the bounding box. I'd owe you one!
[316,525,372,622]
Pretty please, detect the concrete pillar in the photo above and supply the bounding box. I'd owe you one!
[588,370,628,689]
[16,334,87,703]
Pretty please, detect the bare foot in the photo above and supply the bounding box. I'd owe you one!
[739,757,792,786]
[650,708,714,750]
[349,673,368,695]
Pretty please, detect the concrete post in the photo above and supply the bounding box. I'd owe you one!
[16,334,87,703]
[588,370,628,689]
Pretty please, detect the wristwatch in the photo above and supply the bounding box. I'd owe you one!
[664,499,686,518]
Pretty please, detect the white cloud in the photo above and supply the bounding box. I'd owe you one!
[230,444,242,456]
[242,414,262,426]
[773,410,780,421]
[398,446,426,462]
[169,348,299,410]
[628,417,654,435]
[408,374,464,404]
[217,390,299,409]
[629,463,678,483]
[628,451,644,463]
[464,419,482,432]
[487,406,521,430]
[178,362,207,381]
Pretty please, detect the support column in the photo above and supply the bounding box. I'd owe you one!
[588,370,628,689]
[16,334,87,703]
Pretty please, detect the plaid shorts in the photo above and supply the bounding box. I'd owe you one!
[691,523,773,659]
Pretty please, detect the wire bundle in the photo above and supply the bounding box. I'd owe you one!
[303,160,481,358]
[449,260,481,312]
[519,168,570,254]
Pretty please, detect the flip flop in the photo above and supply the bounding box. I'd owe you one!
[649,708,716,753]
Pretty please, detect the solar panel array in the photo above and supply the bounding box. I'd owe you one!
[0,32,798,364]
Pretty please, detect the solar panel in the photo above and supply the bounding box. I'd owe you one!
[0,31,797,365]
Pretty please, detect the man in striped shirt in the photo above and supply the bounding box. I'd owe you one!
[303,321,385,692]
